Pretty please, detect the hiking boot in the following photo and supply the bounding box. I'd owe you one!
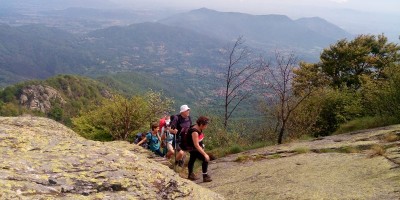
[188,173,199,181]
[175,159,184,167]
[203,174,212,182]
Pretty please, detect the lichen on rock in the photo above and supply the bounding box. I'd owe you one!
[0,116,224,199]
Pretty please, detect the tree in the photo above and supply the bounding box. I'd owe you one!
[290,34,400,136]
[219,36,263,129]
[319,34,400,89]
[144,90,174,125]
[73,95,149,141]
[262,52,317,144]
[72,91,174,141]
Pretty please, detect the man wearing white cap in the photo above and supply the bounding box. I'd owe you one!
[169,104,192,167]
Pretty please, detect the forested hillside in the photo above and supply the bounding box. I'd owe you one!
[0,22,226,87]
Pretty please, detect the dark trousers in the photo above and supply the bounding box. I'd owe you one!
[188,150,208,175]
[153,148,164,157]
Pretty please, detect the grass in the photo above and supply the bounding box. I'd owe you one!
[334,116,399,135]
[338,146,360,153]
[383,132,400,142]
[293,147,310,154]
[269,154,282,159]
[228,145,244,154]
[235,155,251,162]
[368,144,386,157]
[234,154,267,163]
[209,141,273,158]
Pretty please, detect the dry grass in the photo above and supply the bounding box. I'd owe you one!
[383,132,400,142]
[368,144,386,157]
[293,147,311,154]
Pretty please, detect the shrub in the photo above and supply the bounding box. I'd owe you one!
[335,116,399,135]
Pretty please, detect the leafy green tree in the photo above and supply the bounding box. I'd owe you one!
[361,64,400,119]
[48,105,64,122]
[291,34,400,136]
[144,90,174,125]
[319,34,400,89]
[0,101,23,116]
[73,91,174,141]
[73,95,149,141]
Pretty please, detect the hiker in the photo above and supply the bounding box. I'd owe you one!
[134,132,148,149]
[159,112,169,131]
[169,104,192,167]
[186,116,212,182]
[161,115,174,159]
[137,122,164,157]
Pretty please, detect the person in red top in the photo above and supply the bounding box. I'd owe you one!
[159,112,169,130]
[187,116,212,182]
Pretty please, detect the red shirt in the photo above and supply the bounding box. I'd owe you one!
[159,118,166,130]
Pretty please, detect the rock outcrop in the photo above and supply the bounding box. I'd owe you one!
[201,126,400,199]
[0,116,224,199]
[19,85,66,113]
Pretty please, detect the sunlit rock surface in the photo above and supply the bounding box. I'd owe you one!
[202,125,400,199]
[0,116,224,199]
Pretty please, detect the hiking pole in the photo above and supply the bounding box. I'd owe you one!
[174,131,177,172]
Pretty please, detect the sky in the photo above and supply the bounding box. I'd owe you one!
[109,0,399,41]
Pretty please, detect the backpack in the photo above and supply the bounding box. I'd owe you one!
[179,126,193,151]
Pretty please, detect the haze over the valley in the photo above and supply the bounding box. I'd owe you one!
[109,0,400,42]
[2,0,399,42]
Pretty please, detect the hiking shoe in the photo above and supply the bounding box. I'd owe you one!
[188,173,199,181]
[203,174,212,182]
[175,159,184,167]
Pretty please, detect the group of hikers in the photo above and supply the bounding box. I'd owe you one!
[134,104,212,182]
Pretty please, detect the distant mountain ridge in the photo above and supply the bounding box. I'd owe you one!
[159,8,353,52]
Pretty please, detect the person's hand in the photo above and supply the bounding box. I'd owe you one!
[204,154,210,162]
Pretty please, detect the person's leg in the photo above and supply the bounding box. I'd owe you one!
[187,151,200,180]
[166,143,174,159]
[154,148,164,157]
[198,152,212,182]
[188,151,197,175]
[174,145,185,167]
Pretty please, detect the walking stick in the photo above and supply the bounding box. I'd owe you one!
[174,131,177,172]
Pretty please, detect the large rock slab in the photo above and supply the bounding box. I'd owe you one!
[0,116,224,199]
[201,125,400,199]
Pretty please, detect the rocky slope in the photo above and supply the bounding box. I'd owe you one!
[201,126,400,199]
[0,116,223,199]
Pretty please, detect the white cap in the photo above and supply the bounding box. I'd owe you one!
[180,105,190,113]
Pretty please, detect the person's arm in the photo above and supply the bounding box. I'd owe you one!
[156,132,162,143]
[136,137,147,146]
[192,131,210,162]
[161,127,166,140]
[168,117,178,134]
